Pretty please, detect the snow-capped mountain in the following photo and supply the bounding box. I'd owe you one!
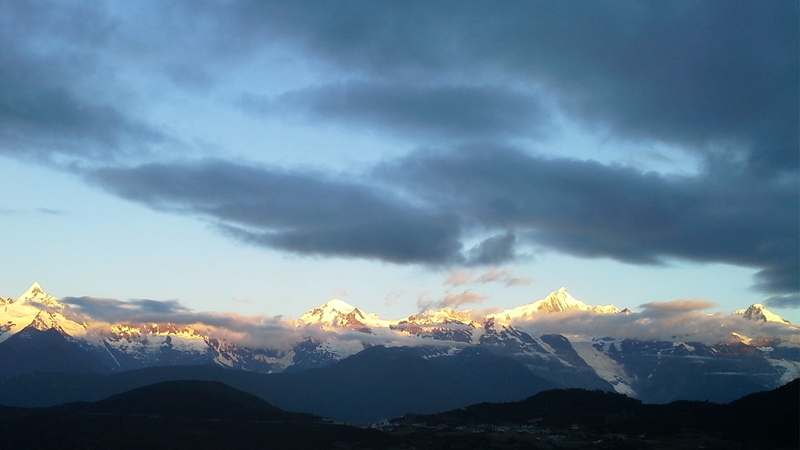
[0,282,87,343]
[487,287,620,324]
[296,298,395,332]
[1,282,798,405]
[734,303,792,324]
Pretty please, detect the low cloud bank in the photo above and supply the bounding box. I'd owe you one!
[511,302,799,345]
[61,296,798,349]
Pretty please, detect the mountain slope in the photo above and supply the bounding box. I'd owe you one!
[406,378,799,449]
[0,380,387,450]
[1,282,797,407]
[0,346,554,423]
[488,287,619,323]
[734,303,792,324]
[259,345,555,422]
[0,327,109,377]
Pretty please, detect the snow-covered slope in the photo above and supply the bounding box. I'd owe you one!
[296,299,397,331]
[488,287,619,324]
[0,282,87,342]
[2,282,798,403]
[734,303,792,324]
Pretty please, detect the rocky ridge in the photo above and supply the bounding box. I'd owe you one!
[1,282,797,403]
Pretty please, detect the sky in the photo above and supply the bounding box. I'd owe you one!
[1,1,798,324]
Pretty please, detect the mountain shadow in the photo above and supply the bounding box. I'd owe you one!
[404,378,799,449]
[0,346,554,422]
[252,345,556,422]
[0,380,389,449]
[0,327,109,377]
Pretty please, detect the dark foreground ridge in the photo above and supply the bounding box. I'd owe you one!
[0,380,385,450]
[0,378,796,449]
[396,378,800,449]
[0,346,555,422]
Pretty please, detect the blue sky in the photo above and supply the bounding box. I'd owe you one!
[1,1,797,322]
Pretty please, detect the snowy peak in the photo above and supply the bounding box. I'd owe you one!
[0,283,86,342]
[17,282,66,309]
[298,299,359,325]
[404,307,477,326]
[734,304,791,324]
[534,287,592,313]
[296,299,392,332]
[488,288,620,323]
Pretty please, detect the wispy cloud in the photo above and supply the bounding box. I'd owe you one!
[36,208,66,216]
[476,268,533,287]
[444,270,475,287]
[417,290,489,311]
[442,291,488,308]
[384,290,404,307]
[444,268,532,288]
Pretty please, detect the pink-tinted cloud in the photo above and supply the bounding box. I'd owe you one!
[442,291,489,308]
[443,267,532,287]
[444,270,475,286]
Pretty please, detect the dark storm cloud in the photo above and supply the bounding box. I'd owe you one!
[87,160,464,264]
[213,1,798,174]
[4,1,795,306]
[0,56,164,163]
[765,295,800,310]
[0,1,167,164]
[239,82,547,141]
[6,1,796,172]
[379,146,799,305]
[466,232,517,266]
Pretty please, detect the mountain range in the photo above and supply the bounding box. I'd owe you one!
[1,282,798,419]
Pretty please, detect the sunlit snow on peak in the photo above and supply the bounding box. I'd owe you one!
[734,304,792,325]
[487,288,620,324]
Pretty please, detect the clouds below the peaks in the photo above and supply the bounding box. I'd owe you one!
[61,294,799,347]
[512,306,800,345]
[63,295,302,349]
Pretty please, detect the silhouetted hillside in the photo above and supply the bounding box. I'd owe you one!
[404,378,799,449]
[0,380,387,449]
[0,327,109,377]
[0,345,554,422]
[1,378,796,449]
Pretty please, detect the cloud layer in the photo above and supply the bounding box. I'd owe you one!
[60,295,799,348]
[2,1,797,308]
